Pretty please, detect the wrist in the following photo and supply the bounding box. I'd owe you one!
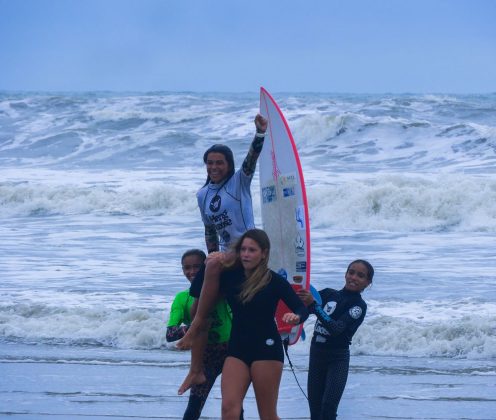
[255,131,266,138]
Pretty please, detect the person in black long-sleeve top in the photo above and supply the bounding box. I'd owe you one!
[298,259,374,420]
[219,228,309,420]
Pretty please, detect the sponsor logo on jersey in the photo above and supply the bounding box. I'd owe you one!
[315,323,330,337]
[209,195,221,212]
[324,301,337,315]
[265,338,275,346]
[349,306,363,319]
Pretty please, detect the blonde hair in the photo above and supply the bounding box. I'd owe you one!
[232,229,272,304]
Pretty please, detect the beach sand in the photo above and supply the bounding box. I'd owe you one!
[2,344,494,419]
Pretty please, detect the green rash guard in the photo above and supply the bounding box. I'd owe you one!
[167,289,232,344]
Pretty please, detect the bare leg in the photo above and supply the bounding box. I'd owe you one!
[177,257,223,395]
[176,257,223,350]
[221,357,251,420]
[251,360,283,420]
[178,328,208,395]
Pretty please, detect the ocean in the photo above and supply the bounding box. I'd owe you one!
[1,91,495,419]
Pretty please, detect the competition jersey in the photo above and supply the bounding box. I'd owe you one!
[197,169,255,251]
[167,289,233,344]
[310,288,367,349]
[219,268,309,343]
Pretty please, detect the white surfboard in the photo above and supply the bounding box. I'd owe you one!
[259,87,311,345]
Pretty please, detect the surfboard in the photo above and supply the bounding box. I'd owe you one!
[259,87,311,345]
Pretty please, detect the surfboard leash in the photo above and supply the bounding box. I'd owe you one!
[282,337,309,401]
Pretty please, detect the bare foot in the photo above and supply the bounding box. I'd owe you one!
[176,328,196,350]
[178,370,206,395]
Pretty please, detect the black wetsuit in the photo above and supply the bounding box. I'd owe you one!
[307,288,367,420]
[220,267,309,365]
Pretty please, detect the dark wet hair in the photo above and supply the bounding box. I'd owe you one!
[181,249,206,264]
[202,144,235,186]
[347,259,374,283]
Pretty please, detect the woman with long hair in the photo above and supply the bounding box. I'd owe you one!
[218,229,309,420]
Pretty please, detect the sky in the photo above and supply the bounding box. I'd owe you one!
[0,0,495,93]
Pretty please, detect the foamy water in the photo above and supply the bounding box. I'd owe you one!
[1,91,495,418]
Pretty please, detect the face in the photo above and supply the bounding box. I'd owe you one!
[344,262,370,292]
[182,255,203,282]
[240,238,267,273]
[206,152,230,184]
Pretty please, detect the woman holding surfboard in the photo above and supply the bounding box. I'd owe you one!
[177,114,268,395]
[217,229,308,420]
[297,260,374,420]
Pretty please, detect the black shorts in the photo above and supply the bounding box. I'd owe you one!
[227,334,284,366]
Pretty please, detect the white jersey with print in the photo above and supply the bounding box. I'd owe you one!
[197,169,255,251]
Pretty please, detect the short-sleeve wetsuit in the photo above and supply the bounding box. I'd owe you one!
[307,287,367,420]
[219,267,309,365]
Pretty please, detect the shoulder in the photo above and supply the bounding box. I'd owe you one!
[269,270,286,283]
[220,266,244,284]
[197,183,209,195]
[172,289,191,304]
[320,287,338,298]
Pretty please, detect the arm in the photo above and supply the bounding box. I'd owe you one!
[166,325,189,342]
[166,292,191,343]
[204,223,219,253]
[279,279,309,325]
[241,114,268,177]
[311,300,366,337]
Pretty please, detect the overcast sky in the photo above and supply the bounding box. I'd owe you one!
[1,0,495,93]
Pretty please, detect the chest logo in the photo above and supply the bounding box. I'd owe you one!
[324,301,337,315]
[209,195,222,212]
[349,306,363,319]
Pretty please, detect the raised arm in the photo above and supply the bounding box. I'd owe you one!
[241,114,268,177]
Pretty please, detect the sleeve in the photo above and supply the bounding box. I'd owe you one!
[204,224,219,253]
[166,325,188,342]
[189,264,206,298]
[167,292,188,327]
[311,299,367,337]
[277,276,309,324]
[241,134,265,178]
[197,189,219,252]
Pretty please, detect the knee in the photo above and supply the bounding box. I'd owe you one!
[221,399,242,420]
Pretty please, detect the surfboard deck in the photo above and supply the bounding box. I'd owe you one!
[259,87,311,345]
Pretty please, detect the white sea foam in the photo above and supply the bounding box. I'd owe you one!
[1,297,494,359]
[2,172,494,232]
[1,91,495,370]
